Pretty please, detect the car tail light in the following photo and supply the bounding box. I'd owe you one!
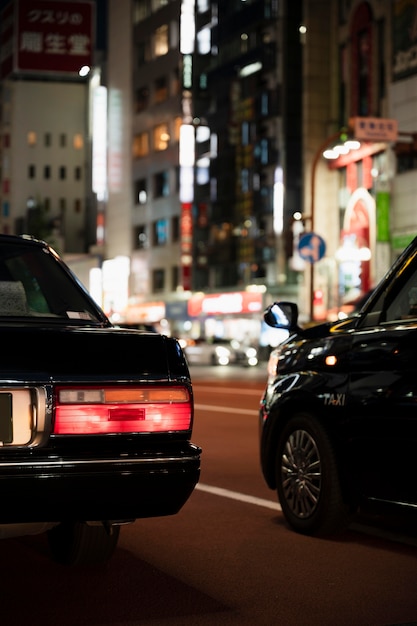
[53,385,192,434]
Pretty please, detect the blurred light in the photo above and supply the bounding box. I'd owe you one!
[79,65,90,77]
[273,167,284,234]
[239,61,262,77]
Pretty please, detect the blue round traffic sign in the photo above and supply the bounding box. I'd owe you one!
[298,232,326,263]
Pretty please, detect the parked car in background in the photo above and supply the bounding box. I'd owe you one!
[260,236,417,537]
[184,337,258,367]
[0,234,200,565]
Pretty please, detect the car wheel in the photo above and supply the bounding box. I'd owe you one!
[47,522,120,566]
[276,412,351,536]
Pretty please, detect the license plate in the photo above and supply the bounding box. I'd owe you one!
[0,393,12,443]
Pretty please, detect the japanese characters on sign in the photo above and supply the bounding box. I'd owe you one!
[351,116,399,142]
[1,0,94,77]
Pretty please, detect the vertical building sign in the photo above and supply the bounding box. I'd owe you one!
[1,0,94,77]
[180,202,193,291]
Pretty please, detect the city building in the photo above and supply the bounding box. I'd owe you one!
[301,0,417,321]
[0,0,416,339]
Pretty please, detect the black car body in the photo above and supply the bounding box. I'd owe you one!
[0,235,200,564]
[260,235,417,536]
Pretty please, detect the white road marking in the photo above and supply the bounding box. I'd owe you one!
[196,482,281,511]
[193,385,263,396]
[195,403,256,415]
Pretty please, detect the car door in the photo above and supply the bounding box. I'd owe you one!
[346,256,417,506]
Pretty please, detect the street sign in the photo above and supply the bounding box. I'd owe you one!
[350,116,398,142]
[298,233,326,263]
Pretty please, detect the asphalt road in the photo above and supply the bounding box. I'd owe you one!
[1,365,417,626]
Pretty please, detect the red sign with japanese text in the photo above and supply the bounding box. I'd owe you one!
[2,0,94,76]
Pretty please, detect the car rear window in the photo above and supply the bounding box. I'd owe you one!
[0,242,103,322]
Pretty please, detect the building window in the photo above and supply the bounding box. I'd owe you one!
[172,265,179,290]
[59,166,66,180]
[44,165,51,179]
[74,199,81,213]
[152,219,168,245]
[174,117,182,142]
[75,166,82,180]
[44,132,52,147]
[134,224,148,249]
[133,132,150,158]
[135,86,149,113]
[154,170,170,197]
[133,0,151,23]
[134,178,147,204]
[172,68,180,95]
[154,76,168,103]
[152,268,165,292]
[172,215,180,242]
[153,123,169,151]
[60,133,67,147]
[73,134,83,149]
[154,24,169,57]
[28,164,36,179]
[27,131,36,146]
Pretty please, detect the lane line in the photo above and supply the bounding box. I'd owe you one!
[195,403,256,415]
[196,482,281,511]
[193,385,263,396]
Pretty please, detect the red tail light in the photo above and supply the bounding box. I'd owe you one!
[53,385,192,434]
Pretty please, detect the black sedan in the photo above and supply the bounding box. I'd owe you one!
[260,235,417,537]
[0,234,200,564]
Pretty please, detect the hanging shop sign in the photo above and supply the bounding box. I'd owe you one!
[350,116,398,143]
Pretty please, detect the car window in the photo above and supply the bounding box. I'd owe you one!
[0,242,103,322]
[385,270,417,322]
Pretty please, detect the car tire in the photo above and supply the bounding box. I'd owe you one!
[47,521,120,566]
[275,412,351,536]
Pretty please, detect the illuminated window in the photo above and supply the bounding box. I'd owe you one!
[27,131,37,146]
[153,123,169,151]
[73,134,83,149]
[134,224,147,249]
[134,178,147,204]
[154,76,168,103]
[174,117,182,142]
[133,132,149,158]
[153,219,168,245]
[154,25,169,57]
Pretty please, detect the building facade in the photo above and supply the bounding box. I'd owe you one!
[0,0,416,340]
